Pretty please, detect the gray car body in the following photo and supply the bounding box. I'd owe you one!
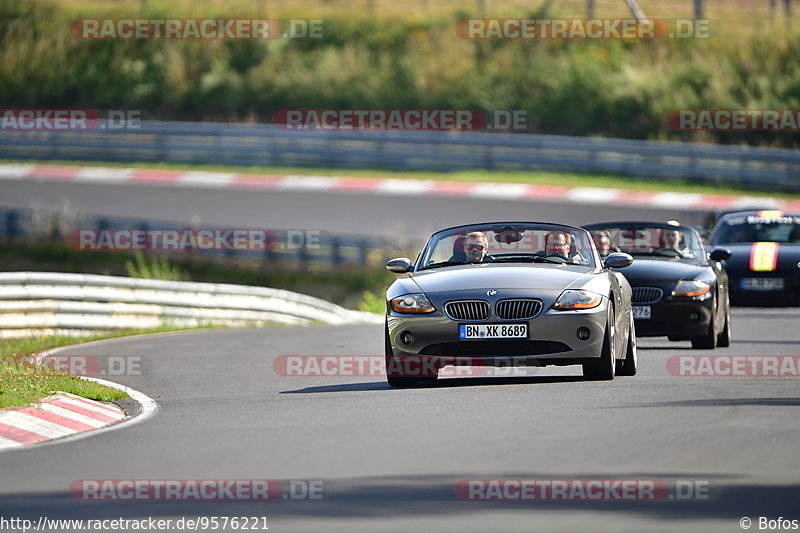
[386,223,634,370]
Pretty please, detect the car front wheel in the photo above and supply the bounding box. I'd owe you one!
[616,309,638,376]
[716,294,732,348]
[583,302,616,380]
[691,301,718,349]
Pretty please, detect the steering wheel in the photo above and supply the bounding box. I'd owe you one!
[542,254,569,263]
[656,248,683,258]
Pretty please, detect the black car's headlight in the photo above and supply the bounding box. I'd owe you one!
[390,294,436,314]
[552,290,603,310]
[671,280,711,298]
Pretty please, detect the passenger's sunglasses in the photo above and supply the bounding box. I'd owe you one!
[466,243,486,251]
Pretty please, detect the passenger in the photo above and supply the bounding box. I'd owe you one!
[591,230,618,258]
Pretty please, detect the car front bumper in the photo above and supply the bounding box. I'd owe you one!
[632,297,714,339]
[728,275,800,306]
[387,301,610,367]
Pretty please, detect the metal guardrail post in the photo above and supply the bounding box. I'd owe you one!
[331,236,342,266]
[359,239,369,267]
[298,244,309,270]
[5,211,21,242]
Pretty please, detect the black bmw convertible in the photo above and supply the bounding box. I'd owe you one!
[583,221,732,349]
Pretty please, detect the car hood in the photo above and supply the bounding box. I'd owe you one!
[619,258,707,284]
[409,264,596,293]
[720,243,800,275]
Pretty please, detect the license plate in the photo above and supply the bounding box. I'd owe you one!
[459,323,528,340]
[632,306,651,319]
[741,278,784,291]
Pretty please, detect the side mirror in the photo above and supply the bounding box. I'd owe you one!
[708,248,731,261]
[604,252,633,269]
[386,257,413,273]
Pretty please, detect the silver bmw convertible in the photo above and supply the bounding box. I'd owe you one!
[384,222,637,387]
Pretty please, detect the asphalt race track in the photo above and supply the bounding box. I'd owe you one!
[1,308,798,532]
[0,178,797,532]
[0,179,707,240]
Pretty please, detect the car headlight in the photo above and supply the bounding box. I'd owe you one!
[552,290,603,310]
[390,294,436,314]
[671,280,711,298]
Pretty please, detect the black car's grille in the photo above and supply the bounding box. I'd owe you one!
[445,300,490,321]
[632,287,664,305]
[496,299,543,320]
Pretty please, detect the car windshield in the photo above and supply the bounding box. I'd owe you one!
[417,224,597,270]
[711,213,800,244]
[585,224,704,263]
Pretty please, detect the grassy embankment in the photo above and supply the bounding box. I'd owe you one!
[0,331,163,409]
[1,0,798,148]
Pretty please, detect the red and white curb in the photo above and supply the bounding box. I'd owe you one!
[0,392,124,450]
[2,163,798,212]
[0,378,157,452]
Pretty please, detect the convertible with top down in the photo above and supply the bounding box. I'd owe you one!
[384,222,637,387]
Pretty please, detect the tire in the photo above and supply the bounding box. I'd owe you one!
[583,302,616,380]
[716,295,732,348]
[385,325,433,387]
[616,310,638,376]
[691,300,718,349]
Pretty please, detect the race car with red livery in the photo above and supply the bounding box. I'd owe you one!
[707,210,800,305]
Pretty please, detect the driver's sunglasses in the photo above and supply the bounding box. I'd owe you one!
[466,243,486,251]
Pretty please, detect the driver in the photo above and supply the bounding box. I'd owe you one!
[464,231,489,263]
[659,228,691,256]
[544,231,571,259]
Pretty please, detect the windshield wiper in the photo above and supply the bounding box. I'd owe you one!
[491,255,569,265]
[628,250,687,258]
[420,260,470,270]
[490,255,538,263]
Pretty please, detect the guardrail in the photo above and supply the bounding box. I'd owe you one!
[0,121,798,192]
[0,208,393,270]
[0,272,383,338]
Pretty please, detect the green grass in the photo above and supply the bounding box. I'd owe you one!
[7,159,800,198]
[0,328,196,409]
[358,289,388,315]
[125,250,190,281]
